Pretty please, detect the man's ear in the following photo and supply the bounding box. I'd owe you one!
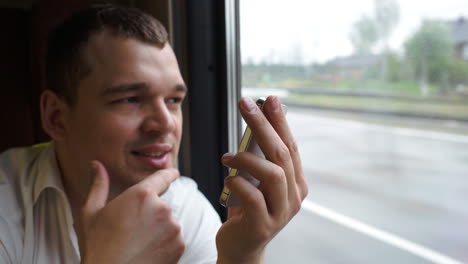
[40,90,69,141]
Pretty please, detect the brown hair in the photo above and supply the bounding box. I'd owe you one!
[46,4,169,105]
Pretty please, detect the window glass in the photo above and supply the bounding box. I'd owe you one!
[239,0,468,263]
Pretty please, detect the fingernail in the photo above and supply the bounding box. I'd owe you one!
[221,153,235,163]
[241,97,257,113]
[271,96,280,112]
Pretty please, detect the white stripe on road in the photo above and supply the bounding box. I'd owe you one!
[388,126,468,144]
[302,199,464,264]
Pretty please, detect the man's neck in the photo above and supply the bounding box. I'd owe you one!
[54,144,92,222]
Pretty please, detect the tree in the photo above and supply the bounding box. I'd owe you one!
[374,0,400,80]
[348,0,400,80]
[447,59,468,88]
[349,0,400,54]
[349,15,378,55]
[404,20,453,95]
[386,51,402,82]
[374,0,400,50]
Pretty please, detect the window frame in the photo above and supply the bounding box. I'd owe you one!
[172,0,241,220]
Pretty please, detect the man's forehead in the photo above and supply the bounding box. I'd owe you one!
[81,30,181,80]
[77,31,185,97]
[85,31,138,63]
[83,30,170,68]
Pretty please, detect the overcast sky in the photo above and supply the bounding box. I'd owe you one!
[240,0,468,64]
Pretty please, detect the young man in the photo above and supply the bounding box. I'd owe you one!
[0,4,308,264]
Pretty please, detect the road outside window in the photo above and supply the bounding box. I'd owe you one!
[239,0,468,263]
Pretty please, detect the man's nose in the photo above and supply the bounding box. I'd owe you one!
[141,100,176,134]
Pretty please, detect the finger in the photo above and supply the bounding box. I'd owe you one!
[83,160,110,216]
[239,97,297,200]
[137,168,180,196]
[222,152,288,216]
[224,175,269,225]
[263,96,308,199]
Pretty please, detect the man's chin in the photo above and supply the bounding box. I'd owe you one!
[107,160,175,195]
[123,166,171,184]
[107,172,148,198]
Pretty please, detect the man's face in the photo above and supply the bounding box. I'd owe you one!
[61,31,186,193]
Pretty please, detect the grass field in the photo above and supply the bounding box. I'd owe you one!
[286,93,468,120]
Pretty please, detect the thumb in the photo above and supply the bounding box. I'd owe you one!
[83,160,110,216]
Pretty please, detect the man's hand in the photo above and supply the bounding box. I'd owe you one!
[77,161,185,264]
[216,96,309,264]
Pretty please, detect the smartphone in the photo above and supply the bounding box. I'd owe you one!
[219,97,286,207]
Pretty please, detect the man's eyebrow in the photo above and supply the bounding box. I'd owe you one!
[175,84,188,93]
[102,82,148,96]
[102,83,187,96]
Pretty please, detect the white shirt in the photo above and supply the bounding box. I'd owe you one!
[0,143,221,264]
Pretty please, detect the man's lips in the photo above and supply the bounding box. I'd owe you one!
[132,143,172,154]
[131,144,172,169]
[132,151,167,158]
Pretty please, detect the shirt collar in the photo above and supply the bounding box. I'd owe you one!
[31,142,81,257]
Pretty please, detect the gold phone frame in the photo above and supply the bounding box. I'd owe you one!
[219,98,266,207]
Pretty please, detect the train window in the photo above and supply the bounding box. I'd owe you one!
[239,0,468,263]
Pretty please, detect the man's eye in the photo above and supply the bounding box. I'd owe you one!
[114,97,140,104]
[166,97,183,104]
